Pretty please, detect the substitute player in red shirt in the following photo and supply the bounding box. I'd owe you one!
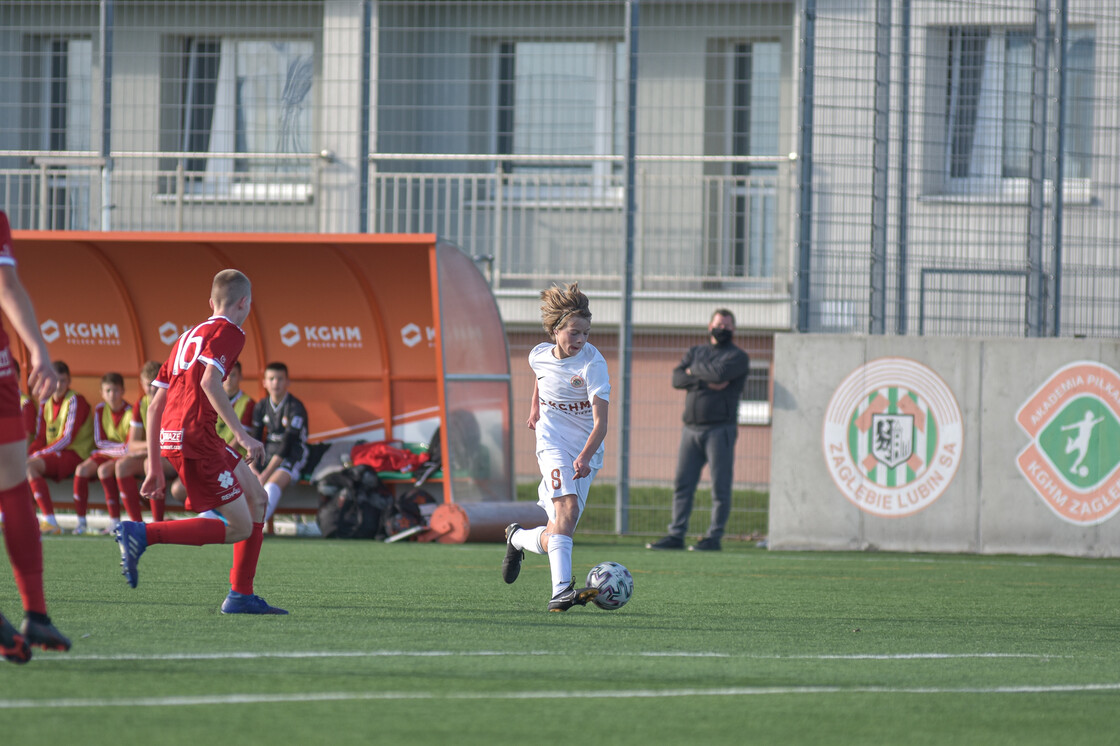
[0,210,71,664]
[115,269,287,615]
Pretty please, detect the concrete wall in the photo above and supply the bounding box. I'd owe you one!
[770,334,1120,557]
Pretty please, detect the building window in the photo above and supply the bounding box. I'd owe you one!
[705,40,781,282]
[23,37,93,229]
[738,358,772,426]
[728,41,779,278]
[166,38,314,199]
[31,38,92,153]
[492,40,624,197]
[939,26,1094,197]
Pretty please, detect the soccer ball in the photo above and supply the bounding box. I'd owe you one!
[585,561,633,610]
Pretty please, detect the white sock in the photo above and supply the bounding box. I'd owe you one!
[76,516,87,529]
[43,514,59,527]
[512,525,547,555]
[547,533,574,597]
[263,482,283,522]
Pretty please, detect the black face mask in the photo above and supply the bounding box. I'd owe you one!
[710,328,733,345]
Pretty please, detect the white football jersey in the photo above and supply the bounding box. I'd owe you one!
[529,341,611,468]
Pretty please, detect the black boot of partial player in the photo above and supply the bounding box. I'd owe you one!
[1,612,31,664]
[21,613,72,652]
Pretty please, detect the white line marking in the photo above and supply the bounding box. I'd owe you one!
[3,683,1119,709]
[37,650,1058,663]
[767,554,1120,570]
[776,653,1054,660]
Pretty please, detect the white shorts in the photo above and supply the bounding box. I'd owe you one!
[536,447,597,523]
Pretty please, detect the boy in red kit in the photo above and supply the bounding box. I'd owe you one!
[0,210,71,664]
[116,269,287,615]
[27,360,93,535]
[114,361,176,527]
[72,372,131,535]
[176,359,253,511]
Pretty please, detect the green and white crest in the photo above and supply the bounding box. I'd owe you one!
[1016,361,1120,525]
[824,358,963,518]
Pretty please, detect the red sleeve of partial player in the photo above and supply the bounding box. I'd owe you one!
[0,210,14,264]
[155,357,173,389]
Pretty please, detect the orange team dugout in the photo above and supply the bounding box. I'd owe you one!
[8,231,519,537]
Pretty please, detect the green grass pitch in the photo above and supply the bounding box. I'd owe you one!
[2,533,1118,745]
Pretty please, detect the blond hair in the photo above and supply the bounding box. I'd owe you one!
[140,360,161,385]
[211,269,251,307]
[540,282,591,338]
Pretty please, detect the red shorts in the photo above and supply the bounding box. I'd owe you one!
[0,415,24,445]
[33,450,84,480]
[86,452,119,467]
[167,445,244,513]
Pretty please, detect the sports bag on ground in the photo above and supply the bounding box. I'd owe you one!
[314,465,392,539]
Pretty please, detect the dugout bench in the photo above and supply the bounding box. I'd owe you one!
[15,231,522,541]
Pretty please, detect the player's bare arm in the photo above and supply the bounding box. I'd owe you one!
[527,379,541,430]
[200,364,264,465]
[0,265,57,401]
[140,387,167,499]
[573,396,609,478]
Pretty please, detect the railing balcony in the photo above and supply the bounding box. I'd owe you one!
[0,150,791,297]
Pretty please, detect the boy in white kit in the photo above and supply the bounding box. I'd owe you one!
[501,282,610,611]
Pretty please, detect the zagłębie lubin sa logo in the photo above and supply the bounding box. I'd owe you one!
[1015,361,1120,525]
[823,358,964,518]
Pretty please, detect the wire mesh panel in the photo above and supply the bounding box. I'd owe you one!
[7,1,1120,533]
[0,1,341,232]
[374,1,797,298]
[801,0,1120,338]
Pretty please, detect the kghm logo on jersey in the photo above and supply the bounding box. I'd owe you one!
[1015,361,1120,525]
[823,358,963,518]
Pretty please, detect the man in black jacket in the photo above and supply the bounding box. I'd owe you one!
[647,309,750,552]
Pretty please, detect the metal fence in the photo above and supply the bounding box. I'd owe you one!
[2,0,1119,535]
[800,0,1120,338]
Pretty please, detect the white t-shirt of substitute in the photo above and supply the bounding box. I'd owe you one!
[529,341,611,469]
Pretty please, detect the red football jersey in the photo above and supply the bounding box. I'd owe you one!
[0,211,15,352]
[0,212,20,432]
[154,315,245,460]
